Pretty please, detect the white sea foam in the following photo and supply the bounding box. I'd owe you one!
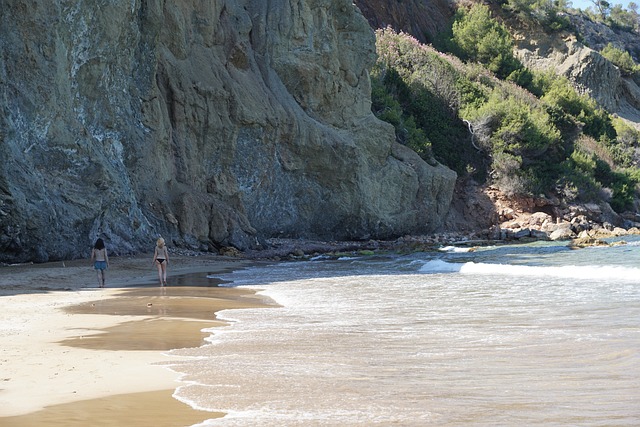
[438,245,474,253]
[168,242,640,426]
[419,259,640,282]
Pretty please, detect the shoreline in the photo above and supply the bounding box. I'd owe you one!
[2,234,632,425]
[0,254,271,425]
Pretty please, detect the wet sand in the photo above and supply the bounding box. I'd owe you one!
[0,390,222,427]
[0,254,273,426]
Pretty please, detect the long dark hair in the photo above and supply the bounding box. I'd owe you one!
[94,238,105,250]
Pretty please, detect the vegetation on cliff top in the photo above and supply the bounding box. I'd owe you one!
[371,2,640,214]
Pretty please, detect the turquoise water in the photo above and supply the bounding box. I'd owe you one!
[167,239,640,426]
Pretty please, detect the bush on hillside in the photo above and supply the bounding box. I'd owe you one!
[536,74,616,140]
[505,0,572,31]
[371,68,434,162]
[491,151,527,195]
[612,117,640,167]
[374,28,478,174]
[451,4,523,79]
[462,90,561,158]
[594,160,637,211]
[372,27,638,207]
[600,43,639,76]
[607,4,640,32]
[555,140,639,211]
[557,150,604,202]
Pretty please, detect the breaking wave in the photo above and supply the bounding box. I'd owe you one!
[419,259,640,282]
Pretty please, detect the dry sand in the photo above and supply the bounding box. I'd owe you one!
[0,254,272,426]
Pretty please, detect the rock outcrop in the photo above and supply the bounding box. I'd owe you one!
[353,0,453,43]
[512,17,640,125]
[568,11,640,63]
[0,0,457,263]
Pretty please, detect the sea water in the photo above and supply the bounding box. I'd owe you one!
[167,238,640,426]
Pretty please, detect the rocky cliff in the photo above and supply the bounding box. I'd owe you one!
[353,0,453,43]
[0,0,457,263]
[512,19,640,126]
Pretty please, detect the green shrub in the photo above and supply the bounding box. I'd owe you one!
[506,67,534,89]
[558,167,602,202]
[555,150,604,202]
[611,117,640,168]
[607,5,640,33]
[373,28,482,173]
[462,90,561,157]
[606,142,635,168]
[570,149,597,175]
[601,168,637,212]
[540,76,589,116]
[505,0,571,31]
[371,69,434,162]
[612,117,640,147]
[527,69,555,97]
[492,151,526,195]
[539,75,616,140]
[580,109,616,142]
[593,158,637,213]
[600,43,639,76]
[451,4,522,79]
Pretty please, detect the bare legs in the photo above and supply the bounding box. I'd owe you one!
[96,269,106,288]
[155,261,167,286]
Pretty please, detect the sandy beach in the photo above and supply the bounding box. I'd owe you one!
[0,254,272,426]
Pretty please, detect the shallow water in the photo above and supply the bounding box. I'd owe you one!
[166,239,640,426]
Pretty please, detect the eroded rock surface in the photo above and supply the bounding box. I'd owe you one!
[0,0,456,262]
[513,22,640,125]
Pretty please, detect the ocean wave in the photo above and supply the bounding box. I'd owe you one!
[419,259,640,282]
[418,259,465,273]
[438,245,475,253]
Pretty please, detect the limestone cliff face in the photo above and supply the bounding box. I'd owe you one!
[0,0,456,263]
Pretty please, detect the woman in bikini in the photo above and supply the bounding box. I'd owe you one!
[153,237,169,286]
[91,238,109,288]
